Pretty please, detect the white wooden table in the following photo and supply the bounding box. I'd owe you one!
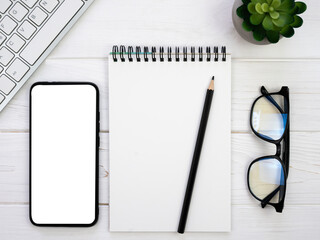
[1,0,320,239]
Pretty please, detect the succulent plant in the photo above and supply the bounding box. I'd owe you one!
[236,0,307,43]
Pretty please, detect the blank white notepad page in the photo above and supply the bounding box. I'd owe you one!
[109,55,231,232]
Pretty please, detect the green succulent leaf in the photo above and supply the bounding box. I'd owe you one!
[262,15,274,30]
[253,30,265,41]
[250,13,265,25]
[266,30,280,43]
[242,0,251,4]
[261,3,269,12]
[277,0,295,12]
[266,0,273,5]
[290,15,303,28]
[288,5,299,15]
[270,11,280,19]
[248,2,257,14]
[255,3,264,14]
[253,26,266,41]
[242,20,254,31]
[238,0,306,42]
[237,5,249,19]
[271,0,281,9]
[295,2,307,14]
[272,13,294,27]
[280,25,295,37]
[252,0,266,4]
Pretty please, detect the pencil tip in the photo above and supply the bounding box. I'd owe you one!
[208,77,214,90]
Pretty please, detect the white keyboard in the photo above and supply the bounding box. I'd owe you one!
[0,0,95,112]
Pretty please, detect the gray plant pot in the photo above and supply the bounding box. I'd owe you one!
[232,0,271,45]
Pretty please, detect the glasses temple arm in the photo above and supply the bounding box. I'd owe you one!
[283,93,290,175]
[262,86,289,174]
[261,169,286,212]
[261,86,289,173]
[261,86,285,114]
[261,186,280,208]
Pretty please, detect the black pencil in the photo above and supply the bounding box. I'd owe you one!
[178,76,215,234]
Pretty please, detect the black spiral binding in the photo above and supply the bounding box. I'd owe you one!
[160,47,164,62]
[168,47,172,62]
[120,45,126,62]
[128,46,133,62]
[198,47,203,62]
[151,47,156,62]
[214,46,219,62]
[144,47,149,62]
[183,47,188,62]
[221,46,226,62]
[206,47,211,62]
[191,47,195,62]
[136,46,141,62]
[112,46,227,62]
[112,46,118,62]
[175,47,180,62]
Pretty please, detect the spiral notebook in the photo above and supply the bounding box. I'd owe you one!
[109,46,231,232]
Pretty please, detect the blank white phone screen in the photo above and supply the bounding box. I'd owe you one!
[31,84,98,225]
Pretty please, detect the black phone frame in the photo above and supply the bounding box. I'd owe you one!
[248,86,290,213]
[29,82,100,227]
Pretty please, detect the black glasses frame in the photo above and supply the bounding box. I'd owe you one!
[248,86,290,213]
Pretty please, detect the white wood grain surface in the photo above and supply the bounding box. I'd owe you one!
[1,205,319,240]
[1,0,320,239]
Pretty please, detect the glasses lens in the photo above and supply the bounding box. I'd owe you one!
[251,94,288,141]
[248,157,285,204]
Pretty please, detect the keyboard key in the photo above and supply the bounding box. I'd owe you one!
[40,0,59,13]
[0,75,16,95]
[0,47,14,66]
[0,0,12,14]
[6,58,30,81]
[17,20,37,39]
[0,16,18,35]
[10,2,29,22]
[7,34,26,52]
[29,7,48,26]
[0,93,4,103]
[0,33,6,45]
[21,0,84,65]
[21,0,38,8]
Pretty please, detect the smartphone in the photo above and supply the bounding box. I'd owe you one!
[30,82,99,227]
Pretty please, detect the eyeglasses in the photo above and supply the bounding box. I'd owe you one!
[248,86,290,213]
